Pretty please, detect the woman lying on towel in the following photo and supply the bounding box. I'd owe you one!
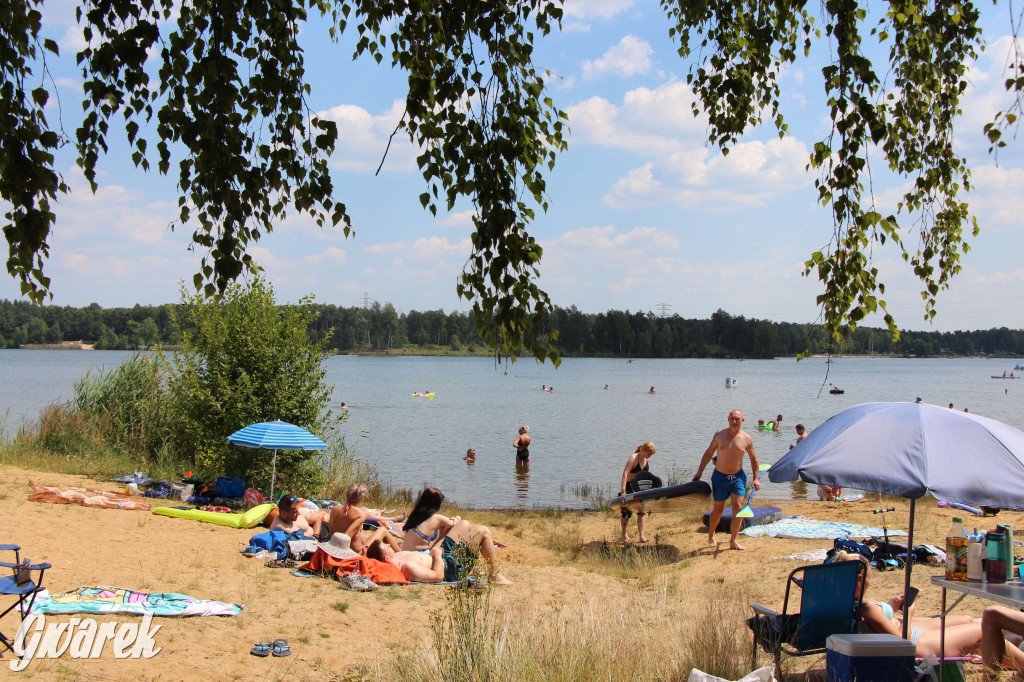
[328,484,403,554]
[402,487,512,585]
[838,550,1024,665]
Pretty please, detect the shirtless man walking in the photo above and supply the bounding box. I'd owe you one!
[692,409,760,550]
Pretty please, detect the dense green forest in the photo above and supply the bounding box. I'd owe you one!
[1,299,1023,359]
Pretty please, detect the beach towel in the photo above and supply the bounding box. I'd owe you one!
[28,482,151,510]
[301,550,409,585]
[740,516,907,540]
[30,586,242,617]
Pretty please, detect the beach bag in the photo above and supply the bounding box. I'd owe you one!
[168,482,194,501]
[243,488,266,508]
[214,477,246,498]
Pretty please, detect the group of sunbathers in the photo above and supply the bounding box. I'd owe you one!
[835,549,1024,673]
[264,485,511,585]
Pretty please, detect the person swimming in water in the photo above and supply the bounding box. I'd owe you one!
[464,448,476,463]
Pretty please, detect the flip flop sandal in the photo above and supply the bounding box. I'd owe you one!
[271,639,291,657]
[250,641,271,657]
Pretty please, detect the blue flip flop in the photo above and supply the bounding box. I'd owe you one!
[272,639,291,657]
[250,641,271,657]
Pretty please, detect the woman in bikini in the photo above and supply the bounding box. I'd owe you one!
[837,550,1024,664]
[401,487,512,585]
[513,426,531,465]
[618,441,655,543]
[328,484,402,554]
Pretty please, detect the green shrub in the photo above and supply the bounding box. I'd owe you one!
[163,277,338,486]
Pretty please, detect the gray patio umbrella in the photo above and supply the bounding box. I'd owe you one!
[768,401,1024,639]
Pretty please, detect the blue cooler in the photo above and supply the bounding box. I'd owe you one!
[826,634,916,682]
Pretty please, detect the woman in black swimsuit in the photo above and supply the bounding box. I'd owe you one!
[400,487,512,585]
[618,441,656,543]
[514,426,531,464]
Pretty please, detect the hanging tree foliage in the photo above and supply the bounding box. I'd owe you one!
[0,0,1015,360]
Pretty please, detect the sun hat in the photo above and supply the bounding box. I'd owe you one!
[317,533,359,560]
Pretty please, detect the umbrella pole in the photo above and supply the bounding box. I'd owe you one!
[270,449,277,501]
[902,498,916,641]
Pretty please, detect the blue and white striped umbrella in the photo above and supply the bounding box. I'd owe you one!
[227,421,326,499]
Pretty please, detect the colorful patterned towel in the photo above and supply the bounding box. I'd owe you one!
[740,516,907,539]
[28,483,151,510]
[30,587,243,617]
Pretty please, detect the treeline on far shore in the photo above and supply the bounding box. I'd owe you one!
[1,298,1023,359]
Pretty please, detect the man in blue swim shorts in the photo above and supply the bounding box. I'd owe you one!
[693,409,760,551]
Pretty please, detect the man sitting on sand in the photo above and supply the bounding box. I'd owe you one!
[269,494,319,538]
[365,541,454,583]
[693,409,760,551]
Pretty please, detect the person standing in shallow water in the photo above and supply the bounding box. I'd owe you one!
[692,409,760,551]
[514,426,531,465]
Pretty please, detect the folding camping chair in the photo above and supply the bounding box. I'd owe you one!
[0,545,51,657]
[748,559,866,677]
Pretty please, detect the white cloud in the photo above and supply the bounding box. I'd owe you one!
[562,0,635,20]
[364,236,470,262]
[319,100,418,173]
[60,26,87,51]
[582,35,652,79]
[437,209,476,227]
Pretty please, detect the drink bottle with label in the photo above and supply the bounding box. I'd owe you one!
[946,517,969,581]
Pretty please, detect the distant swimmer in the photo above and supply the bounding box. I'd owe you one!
[542,384,546,391]
[464,448,476,463]
[340,402,349,410]
[649,386,655,394]
[772,414,782,432]
[547,387,554,393]
[514,426,531,465]
[603,384,609,390]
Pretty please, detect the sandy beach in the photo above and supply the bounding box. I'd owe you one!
[0,465,1020,681]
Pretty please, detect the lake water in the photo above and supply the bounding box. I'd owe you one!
[2,350,1023,508]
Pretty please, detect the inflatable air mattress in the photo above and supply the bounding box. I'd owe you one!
[702,506,783,533]
[609,480,711,513]
[152,502,274,528]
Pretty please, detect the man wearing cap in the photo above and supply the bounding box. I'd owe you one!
[269,495,318,538]
[365,540,450,583]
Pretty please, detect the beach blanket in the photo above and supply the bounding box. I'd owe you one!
[30,587,242,617]
[28,482,151,510]
[301,551,409,585]
[740,516,907,540]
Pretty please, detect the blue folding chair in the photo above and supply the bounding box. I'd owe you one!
[0,545,51,657]
[748,559,866,677]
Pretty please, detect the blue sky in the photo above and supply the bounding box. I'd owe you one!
[9,0,1024,332]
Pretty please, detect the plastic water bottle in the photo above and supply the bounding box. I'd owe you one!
[946,517,969,581]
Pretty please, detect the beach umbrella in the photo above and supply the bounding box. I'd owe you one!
[226,420,327,500]
[768,401,1024,639]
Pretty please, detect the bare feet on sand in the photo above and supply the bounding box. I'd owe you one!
[730,541,746,551]
[708,537,718,549]
[638,536,649,543]
[621,534,632,544]
[493,574,513,586]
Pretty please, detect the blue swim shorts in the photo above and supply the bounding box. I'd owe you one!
[711,469,747,502]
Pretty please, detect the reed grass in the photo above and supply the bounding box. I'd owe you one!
[381,575,754,682]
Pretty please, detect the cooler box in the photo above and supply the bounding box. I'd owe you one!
[825,634,916,682]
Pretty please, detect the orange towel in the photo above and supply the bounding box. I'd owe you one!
[301,550,409,584]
